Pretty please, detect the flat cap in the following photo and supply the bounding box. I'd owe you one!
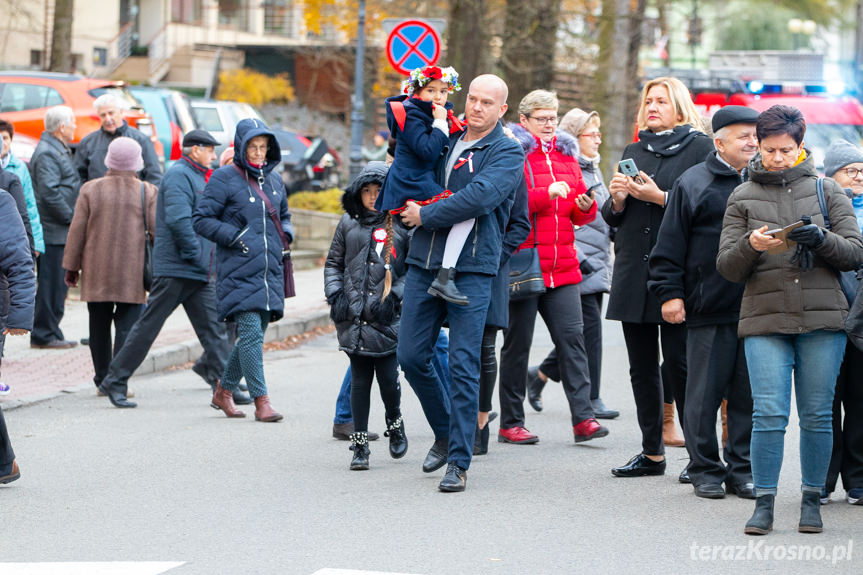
[182,129,220,147]
[711,105,759,133]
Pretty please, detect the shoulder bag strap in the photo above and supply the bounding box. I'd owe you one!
[234,164,290,251]
[140,182,150,241]
[523,160,539,247]
[815,177,831,230]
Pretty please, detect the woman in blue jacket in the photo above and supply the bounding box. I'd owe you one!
[193,119,293,423]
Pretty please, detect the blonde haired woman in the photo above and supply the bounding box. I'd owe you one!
[603,76,714,478]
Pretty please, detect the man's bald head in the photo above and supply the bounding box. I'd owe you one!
[464,74,509,140]
[470,74,508,105]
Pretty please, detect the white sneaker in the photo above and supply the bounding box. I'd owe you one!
[0,382,11,395]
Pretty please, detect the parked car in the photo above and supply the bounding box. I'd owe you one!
[273,130,341,194]
[130,86,198,168]
[190,98,265,163]
[0,71,163,160]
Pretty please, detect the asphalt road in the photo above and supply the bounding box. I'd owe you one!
[1,318,861,575]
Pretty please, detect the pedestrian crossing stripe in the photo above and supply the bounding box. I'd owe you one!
[0,562,185,574]
[311,570,422,575]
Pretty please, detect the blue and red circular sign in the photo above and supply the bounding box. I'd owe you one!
[386,20,441,76]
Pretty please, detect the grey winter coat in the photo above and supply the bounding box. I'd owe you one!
[324,162,408,357]
[717,151,863,337]
[575,155,612,295]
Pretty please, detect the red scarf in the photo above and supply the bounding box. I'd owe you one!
[447,109,464,134]
[181,155,214,182]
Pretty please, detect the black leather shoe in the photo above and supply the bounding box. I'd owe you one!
[422,438,449,473]
[439,463,467,492]
[232,389,252,405]
[591,397,620,419]
[428,268,469,306]
[695,483,726,499]
[727,482,756,500]
[526,366,545,412]
[611,453,666,477]
[679,467,692,484]
[98,382,137,408]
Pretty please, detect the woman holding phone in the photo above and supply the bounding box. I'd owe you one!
[602,77,713,478]
[497,90,608,446]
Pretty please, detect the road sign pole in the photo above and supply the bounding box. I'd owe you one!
[348,0,367,182]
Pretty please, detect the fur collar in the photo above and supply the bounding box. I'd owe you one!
[508,123,580,158]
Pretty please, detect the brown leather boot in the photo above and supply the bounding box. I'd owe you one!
[663,402,685,447]
[254,395,283,422]
[210,383,246,418]
[721,399,729,448]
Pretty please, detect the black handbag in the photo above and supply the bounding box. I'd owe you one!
[509,156,546,305]
[140,183,153,291]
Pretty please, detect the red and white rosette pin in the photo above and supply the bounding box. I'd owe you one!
[373,227,387,257]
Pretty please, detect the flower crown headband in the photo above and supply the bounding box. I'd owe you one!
[401,66,462,97]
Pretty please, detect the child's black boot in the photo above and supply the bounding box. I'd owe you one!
[428,268,469,305]
[349,432,370,470]
[384,415,408,459]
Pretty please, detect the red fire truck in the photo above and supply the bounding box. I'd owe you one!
[655,51,863,171]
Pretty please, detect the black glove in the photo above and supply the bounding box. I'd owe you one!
[790,244,815,271]
[327,290,351,323]
[787,216,825,248]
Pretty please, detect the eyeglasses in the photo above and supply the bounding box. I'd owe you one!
[528,115,558,126]
[580,131,602,139]
[842,167,863,179]
[247,145,269,153]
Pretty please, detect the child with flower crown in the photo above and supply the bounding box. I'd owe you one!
[376,65,474,306]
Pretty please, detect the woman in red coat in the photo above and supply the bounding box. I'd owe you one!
[497,90,609,445]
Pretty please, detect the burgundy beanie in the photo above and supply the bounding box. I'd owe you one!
[105,137,144,172]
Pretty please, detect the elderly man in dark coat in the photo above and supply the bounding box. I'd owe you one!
[75,93,162,187]
[98,130,250,408]
[0,188,37,485]
[29,105,81,350]
[649,106,760,499]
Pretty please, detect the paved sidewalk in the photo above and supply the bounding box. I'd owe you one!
[0,267,330,410]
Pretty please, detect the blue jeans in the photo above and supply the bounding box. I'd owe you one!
[398,266,491,470]
[333,329,451,424]
[744,330,846,495]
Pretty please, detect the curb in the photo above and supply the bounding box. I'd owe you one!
[1,309,332,412]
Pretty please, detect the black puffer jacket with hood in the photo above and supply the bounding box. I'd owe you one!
[324,162,408,357]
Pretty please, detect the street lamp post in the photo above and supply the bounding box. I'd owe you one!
[349,0,367,182]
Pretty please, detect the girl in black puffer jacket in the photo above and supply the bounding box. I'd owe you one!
[324,162,409,470]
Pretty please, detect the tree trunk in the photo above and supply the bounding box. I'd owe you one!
[595,0,643,181]
[446,0,488,112]
[49,0,74,72]
[500,0,561,120]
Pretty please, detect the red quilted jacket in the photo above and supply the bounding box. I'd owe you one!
[517,129,597,289]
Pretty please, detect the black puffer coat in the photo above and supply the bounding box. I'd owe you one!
[324,162,408,357]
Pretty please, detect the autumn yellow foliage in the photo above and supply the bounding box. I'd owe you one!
[216,69,295,106]
[289,188,344,214]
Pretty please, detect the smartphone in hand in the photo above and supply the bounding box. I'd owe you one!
[618,159,645,184]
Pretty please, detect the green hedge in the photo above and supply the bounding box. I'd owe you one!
[289,188,344,214]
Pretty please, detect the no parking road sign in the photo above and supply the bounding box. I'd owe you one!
[386,19,441,75]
